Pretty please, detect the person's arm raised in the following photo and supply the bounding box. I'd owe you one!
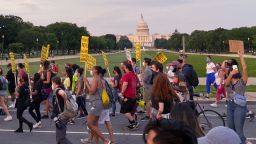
[238,51,248,84]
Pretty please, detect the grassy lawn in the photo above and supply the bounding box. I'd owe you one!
[194,85,256,94]
[1,50,255,77]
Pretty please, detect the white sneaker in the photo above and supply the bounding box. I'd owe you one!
[4,115,13,121]
[246,140,253,144]
[80,138,92,144]
[8,103,15,108]
[210,103,218,108]
[33,121,42,128]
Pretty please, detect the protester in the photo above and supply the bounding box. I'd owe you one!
[71,64,80,94]
[119,63,139,130]
[171,102,205,137]
[143,119,198,144]
[110,66,122,117]
[168,60,189,102]
[17,63,26,84]
[29,73,43,129]
[51,76,72,144]
[151,73,179,120]
[179,54,199,100]
[198,126,241,144]
[205,55,217,97]
[131,58,140,74]
[75,68,88,119]
[15,74,33,133]
[210,63,226,107]
[141,58,153,121]
[63,68,73,91]
[6,63,16,108]
[0,68,12,121]
[224,51,248,144]
[84,66,111,144]
[50,60,58,75]
[40,60,53,118]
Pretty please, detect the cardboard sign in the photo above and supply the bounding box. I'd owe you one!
[80,36,89,62]
[153,52,168,64]
[41,46,47,61]
[85,54,96,70]
[101,51,109,68]
[9,52,16,73]
[24,54,30,74]
[125,49,132,61]
[135,42,141,61]
[229,40,244,54]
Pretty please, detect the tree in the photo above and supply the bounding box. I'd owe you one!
[154,38,168,49]
[117,36,132,50]
[8,43,25,57]
[166,34,183,51]
[103,34,117,51]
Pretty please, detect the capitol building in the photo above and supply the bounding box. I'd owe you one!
[116,14,171,48]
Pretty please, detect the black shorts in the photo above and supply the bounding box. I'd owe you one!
[120,98,136,114]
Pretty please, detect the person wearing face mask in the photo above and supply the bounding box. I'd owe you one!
[205,56,217,98]
[141,58,153,121]
[168,61,189,102]
[224,51,250,144]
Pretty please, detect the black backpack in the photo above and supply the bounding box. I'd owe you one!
[183,64,199,87]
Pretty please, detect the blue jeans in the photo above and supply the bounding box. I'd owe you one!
[76,96,88,116]
[206,73,217,94]
[111,89,120,115]
[227,100,246,144]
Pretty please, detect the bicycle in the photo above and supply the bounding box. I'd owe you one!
[192,93,225,133]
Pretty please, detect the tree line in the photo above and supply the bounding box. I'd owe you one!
[155,27,256,53]
[0,15,132,58]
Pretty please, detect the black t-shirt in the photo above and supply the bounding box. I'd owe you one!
[151,96,173,114]
[52,88,65,117]
[32,80,43,101]
[6,69,16,87]
[113,75,121,90]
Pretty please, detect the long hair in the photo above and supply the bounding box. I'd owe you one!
[152,73,178,101]
[114,66,122,79]
[171,102,205,137]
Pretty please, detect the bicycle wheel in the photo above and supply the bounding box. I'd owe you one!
[198,110,225,133]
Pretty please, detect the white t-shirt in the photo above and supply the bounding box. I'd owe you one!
[206,62,216,74]
[215,71,224,85]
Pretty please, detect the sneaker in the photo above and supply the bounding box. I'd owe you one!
[246,140,253,144]
[80,138,92,144]
[69,120,75,125]
[210,103,218,108]
[128,122,139,131]
[110,113,115,117]
[77,114,85,119]
[141,116,150,121]
[33,121,42,129]
[41,115,49,119]
[8,103,15,108]
[4,115,12,121]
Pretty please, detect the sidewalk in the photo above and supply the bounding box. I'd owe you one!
[199,77,256,85]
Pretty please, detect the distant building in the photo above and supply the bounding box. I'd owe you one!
[116,14,171,48]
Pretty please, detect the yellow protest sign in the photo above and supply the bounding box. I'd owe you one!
[24,54,30,74]
[9,52,16,73]
[85,54,96,70]
[46,44,50,59]
[41,46,47,61]
[80,36,89,62]
[135,42,141,61]
[153,52,168,64]
[101,51,109,68]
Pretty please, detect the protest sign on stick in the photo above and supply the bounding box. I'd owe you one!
[153,52,168,64]
[229,40,244,54]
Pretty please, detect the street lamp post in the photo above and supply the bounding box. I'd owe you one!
[36,38,39,56]
[248,37,250,53]
[57,40,59,55]
[1,34,4,61]
[222,41,225,53]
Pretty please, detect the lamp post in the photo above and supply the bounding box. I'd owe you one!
[222,41,225,53]
[248,37,250,53]
[57,40,59,55]
[1,34,4,61]
[36,38,39,56]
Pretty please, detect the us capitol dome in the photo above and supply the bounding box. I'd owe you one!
[116,14,171,48]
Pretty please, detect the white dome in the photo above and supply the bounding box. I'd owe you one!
[136,14,149,35]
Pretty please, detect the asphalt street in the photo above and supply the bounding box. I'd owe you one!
[0,103,255,144]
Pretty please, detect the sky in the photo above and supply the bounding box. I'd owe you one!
[0,0,255,36]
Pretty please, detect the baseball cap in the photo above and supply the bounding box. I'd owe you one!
[198,126,241,144]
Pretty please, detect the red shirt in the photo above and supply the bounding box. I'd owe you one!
[121,71,137,99]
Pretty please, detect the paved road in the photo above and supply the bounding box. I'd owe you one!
[0,102,255,144]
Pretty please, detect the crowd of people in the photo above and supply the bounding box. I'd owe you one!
[0,51,253,144]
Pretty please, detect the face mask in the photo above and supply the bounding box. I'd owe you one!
[166,66,169,70]
[90,70,93,76]
[169,66,174,71]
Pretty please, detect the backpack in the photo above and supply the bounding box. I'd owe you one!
[183,64,199,87]
[54,88,78,120]
[102,79,114,109]
[0,76,7,90]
